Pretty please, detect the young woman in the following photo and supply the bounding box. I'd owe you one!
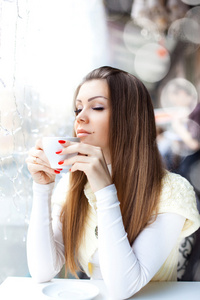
[26,66,200,299]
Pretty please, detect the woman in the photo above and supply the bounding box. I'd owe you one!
[26,66,200,299]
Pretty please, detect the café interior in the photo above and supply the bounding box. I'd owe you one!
[0,0,200,295]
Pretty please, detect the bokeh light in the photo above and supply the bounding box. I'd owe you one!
[183,19,200,45]
[168,18,200,53]
[134,43,170,83]
[158,117,200,158]
[186,6,200,30]
[175,118,200,157]
[123,19,160,54]
[160,78,198,117]
[104,0,132,14]
[181,0,200,4]
[189,161,200,193]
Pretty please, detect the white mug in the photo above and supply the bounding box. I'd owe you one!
[42,137,80,169]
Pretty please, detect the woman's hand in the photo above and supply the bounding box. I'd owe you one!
[57,141,112,192]
[26,139,60,185]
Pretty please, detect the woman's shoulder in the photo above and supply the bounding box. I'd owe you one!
[159,170,196,206]
[161,170,194,193]
[158,170,200,237]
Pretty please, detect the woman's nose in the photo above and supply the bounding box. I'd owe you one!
[76,110,89,123]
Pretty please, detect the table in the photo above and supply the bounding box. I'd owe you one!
[0,277,200,299]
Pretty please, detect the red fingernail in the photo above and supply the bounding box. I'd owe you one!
[57,168,63,171]
[69,168,71,171]
[55,150,62,154]
[54,170,60,174]
[58,140,66,144]
[58,160,64,165]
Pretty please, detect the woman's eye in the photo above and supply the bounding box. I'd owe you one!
[74,107,104,116]
[74,109,82,116]
[93,107,104,111]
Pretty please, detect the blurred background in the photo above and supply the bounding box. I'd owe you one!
[1,0,200,283]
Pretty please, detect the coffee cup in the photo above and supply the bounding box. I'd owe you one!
[42,137,80,170]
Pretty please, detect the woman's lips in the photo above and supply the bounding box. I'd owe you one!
[77,129,91,137]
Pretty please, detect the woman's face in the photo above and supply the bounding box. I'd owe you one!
[74,79,111,163]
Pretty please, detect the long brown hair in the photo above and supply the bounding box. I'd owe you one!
[60,66,164,276]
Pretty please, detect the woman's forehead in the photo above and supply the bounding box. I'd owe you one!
[77,79,109,100]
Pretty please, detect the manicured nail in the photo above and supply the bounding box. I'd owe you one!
[54,170,60,174]
[55,150,62,154]
[58,140,66,144]
[69,168,71,172]
[58,160,64,165]
[57,168,63,171]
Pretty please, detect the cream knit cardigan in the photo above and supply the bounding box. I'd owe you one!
[52,170,200,281]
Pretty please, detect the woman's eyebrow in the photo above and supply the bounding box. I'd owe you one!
[76,96,108,103]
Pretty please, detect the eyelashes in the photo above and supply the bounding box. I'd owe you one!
[93,107,104,112]
[74,107,104,116]
[74,109,82,116]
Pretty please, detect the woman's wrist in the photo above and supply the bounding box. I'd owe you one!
[95,184,118,208]
[33,181,55,195]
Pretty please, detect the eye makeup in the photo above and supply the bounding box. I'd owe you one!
[74,106,104,116]
[74,109,82,116]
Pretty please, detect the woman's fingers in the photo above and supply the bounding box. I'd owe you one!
[69,156,112,193]
[28,147,51,168]
[58,141,101,157]
[26,154,60,173]
[27,161,56,174]
[56,142,103,169]
[26,156,59,184]
[35,138,43,150]
[57,153,91,167]
[34,138,52,165]
[26,139,63,184]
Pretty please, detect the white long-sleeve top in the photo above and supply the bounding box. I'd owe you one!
[27,171,200,299]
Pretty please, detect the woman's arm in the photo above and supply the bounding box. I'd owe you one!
[26,138,66,282]
[26,182,65,283]
[96,185,185,300]
[56,141,185,298]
